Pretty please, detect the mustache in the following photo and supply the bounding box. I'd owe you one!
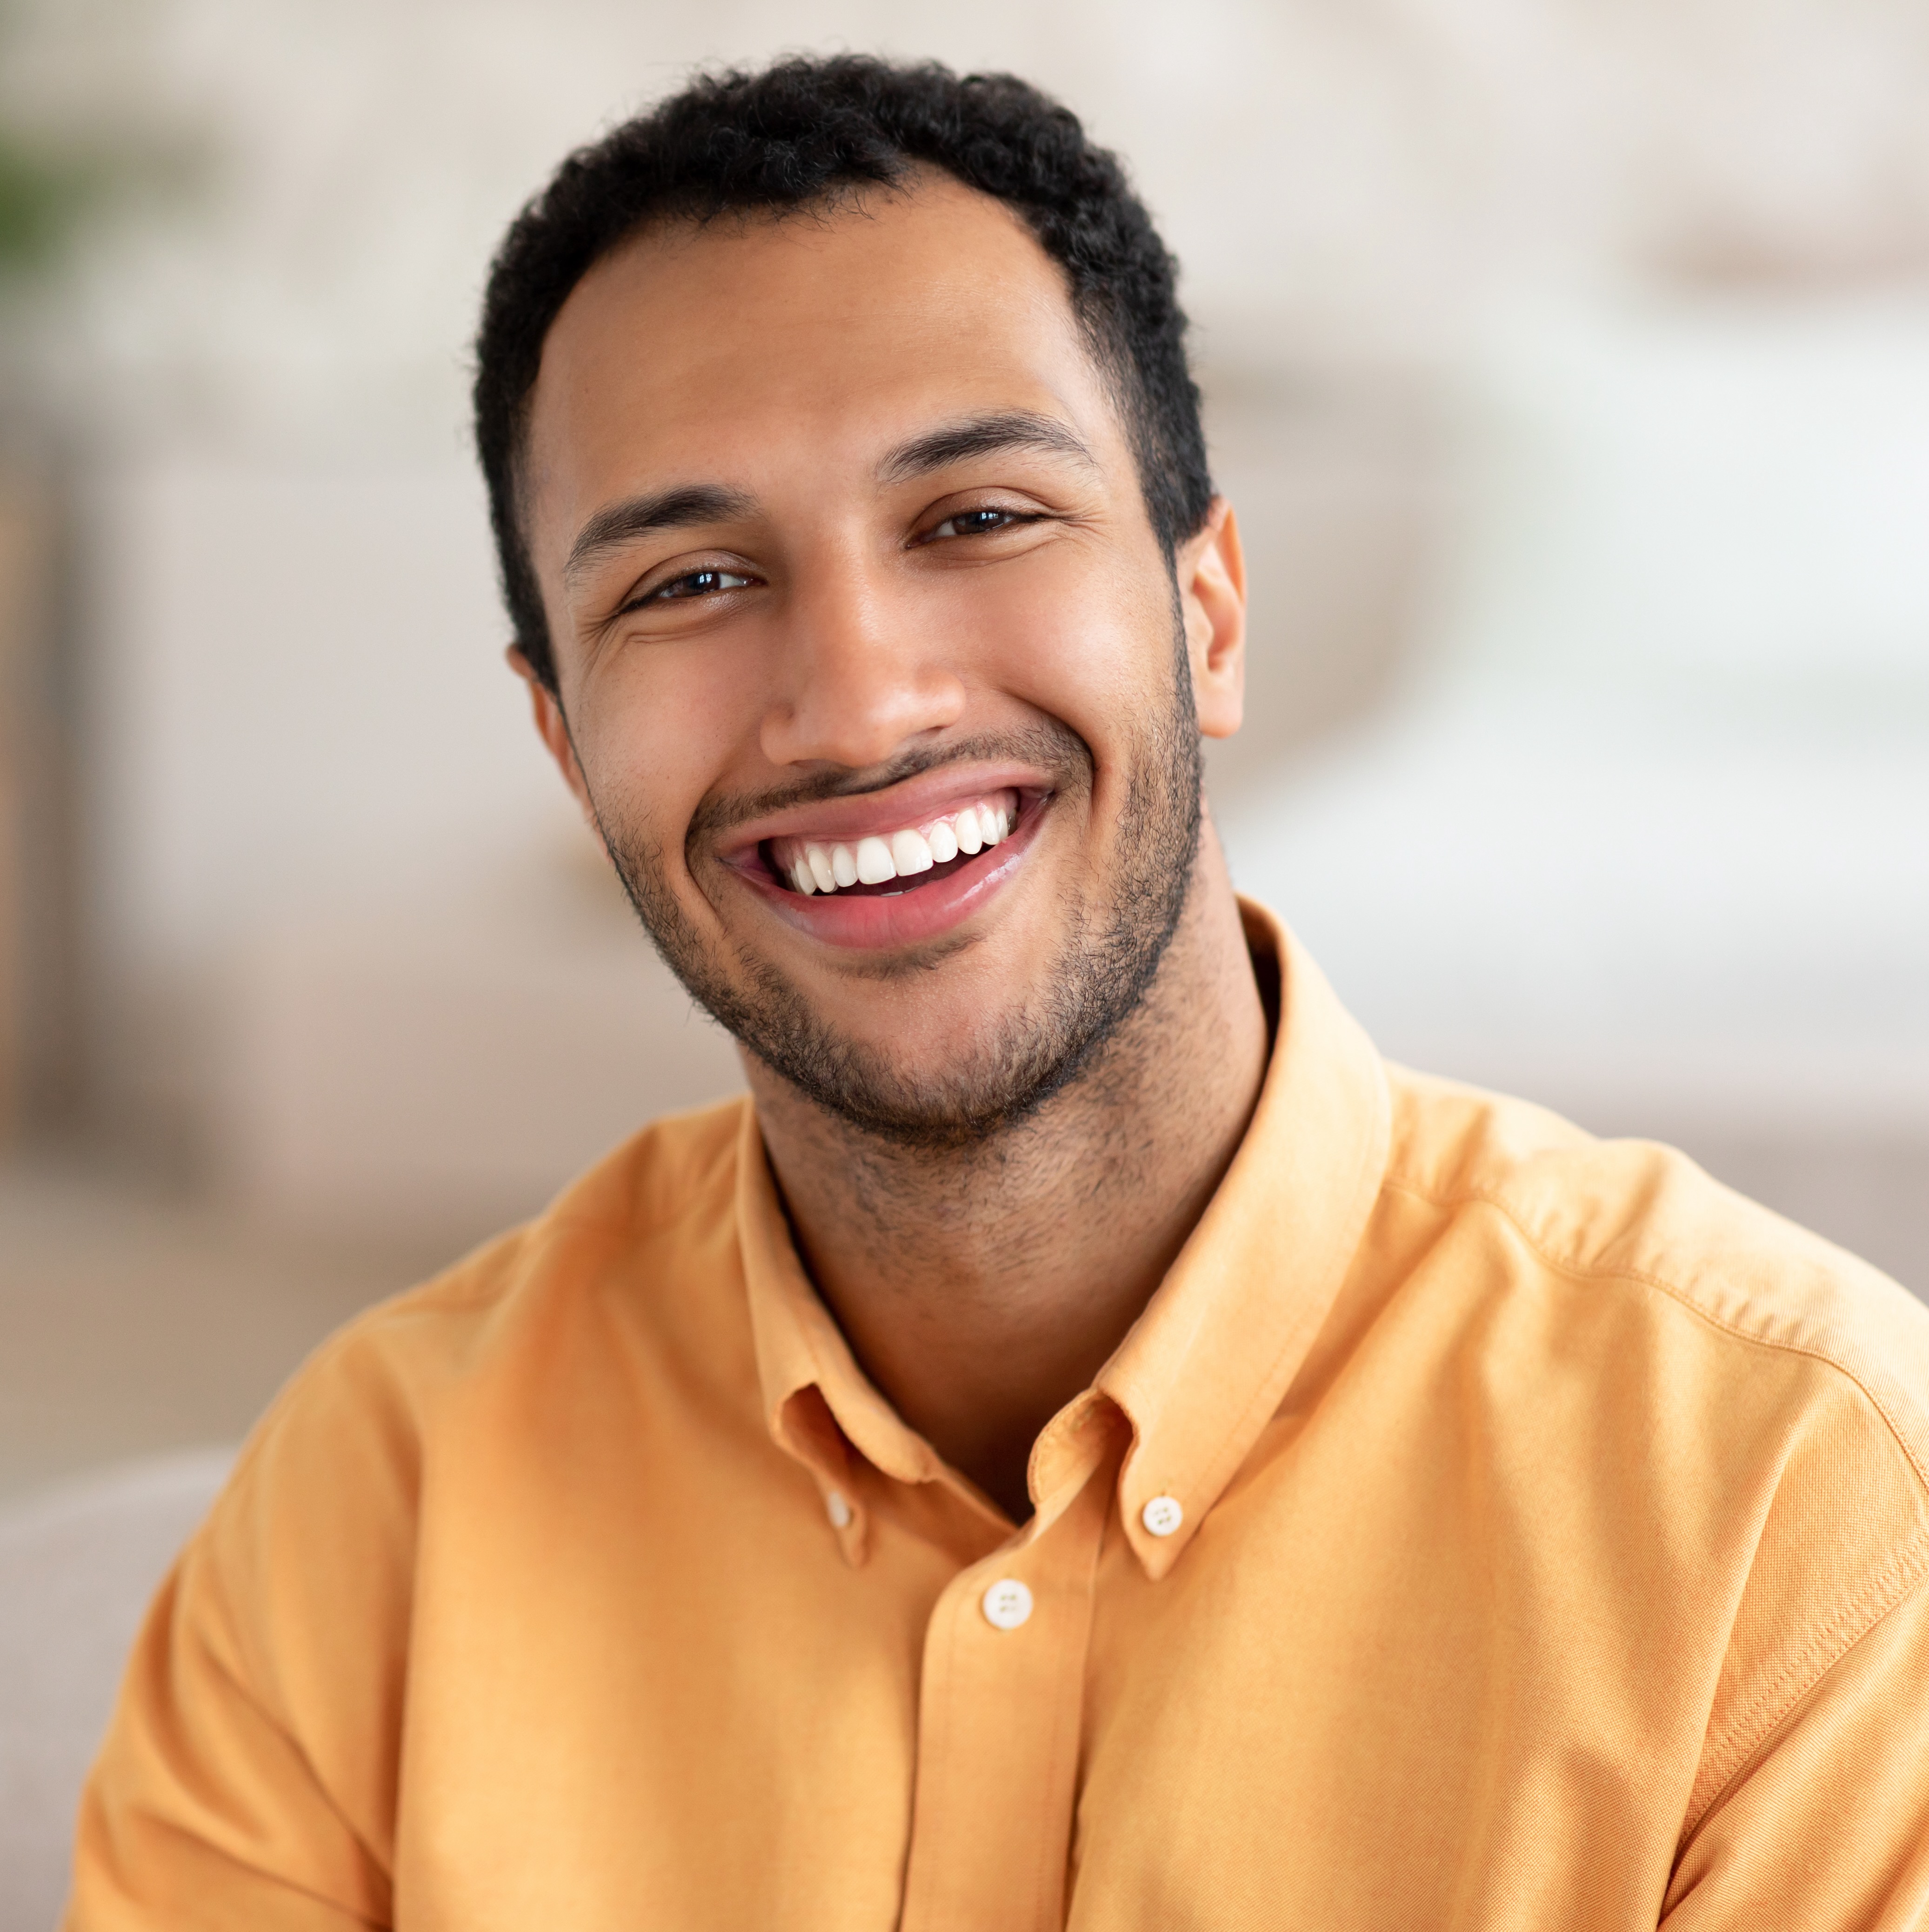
[684,720,1095,845]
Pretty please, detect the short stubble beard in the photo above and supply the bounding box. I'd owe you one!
[593,628,1204,1152]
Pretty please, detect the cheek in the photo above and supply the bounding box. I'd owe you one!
[963,555,1175,775]
[571,642,758,868]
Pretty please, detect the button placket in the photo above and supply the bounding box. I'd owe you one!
[900,1439,1120,1932]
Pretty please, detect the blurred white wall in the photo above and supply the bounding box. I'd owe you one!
[83,460,552,970]
[2,0,1925,1245]
[1224,286,1929,1110]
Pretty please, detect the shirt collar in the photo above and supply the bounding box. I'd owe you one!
[736,898,1392,1577]
[1095,900,1391,1576]
[735,1111,946,1564]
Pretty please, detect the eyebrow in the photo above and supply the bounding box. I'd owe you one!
[876,410,1099,486]
[562,483,757,588]
[560,411,1094,588]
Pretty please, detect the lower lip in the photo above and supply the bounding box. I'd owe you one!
[736,802,1045,950]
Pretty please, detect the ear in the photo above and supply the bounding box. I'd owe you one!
[1175,497,1247,741]
[508,646,599,830]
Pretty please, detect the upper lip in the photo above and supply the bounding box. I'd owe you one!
[715,762,1052,862]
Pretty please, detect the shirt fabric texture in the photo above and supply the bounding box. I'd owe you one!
[65,904,1929,1928]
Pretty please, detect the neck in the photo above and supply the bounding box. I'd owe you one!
[747,816,1271,1520]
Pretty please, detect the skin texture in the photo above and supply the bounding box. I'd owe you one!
[515,174,1268,1518]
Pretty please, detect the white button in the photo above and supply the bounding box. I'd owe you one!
[824,1488,853,1530]
[1141,1495,1184,1537]
[981,1578,1034,1630]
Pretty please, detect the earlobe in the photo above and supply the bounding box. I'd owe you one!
[1182,498,1247,742]
[507,644,599,828]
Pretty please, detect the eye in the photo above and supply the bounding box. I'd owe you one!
[642,566,754,605]
[926,507,1033,541]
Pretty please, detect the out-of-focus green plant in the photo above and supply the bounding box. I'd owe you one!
[0,1,213,447]
[0,132,99,281]
[0,0,174,300]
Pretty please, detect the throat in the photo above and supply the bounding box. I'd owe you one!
[748,820,1272,1519]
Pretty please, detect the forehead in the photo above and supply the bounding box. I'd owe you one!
[522,175,1121,522]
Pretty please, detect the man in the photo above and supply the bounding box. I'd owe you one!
[68,55,1929,1930]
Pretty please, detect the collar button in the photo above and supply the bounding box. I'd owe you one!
[981,1578,1034,1630]
[1141,1495,1184,1538]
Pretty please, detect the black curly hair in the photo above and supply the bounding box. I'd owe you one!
[472,54,1213,689]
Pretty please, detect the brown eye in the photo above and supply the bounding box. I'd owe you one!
[648,567,753,603]
[928,508,1023,540]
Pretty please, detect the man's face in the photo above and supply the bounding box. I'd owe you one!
[520,175,1244,1144]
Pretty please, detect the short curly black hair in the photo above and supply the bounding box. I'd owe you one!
[472,53,1213,690]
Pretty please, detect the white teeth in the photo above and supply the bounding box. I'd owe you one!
[778,797,1017,895]
[854,836,896,885]
[890,827,934,875]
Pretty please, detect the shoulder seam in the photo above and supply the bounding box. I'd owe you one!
[1382,1175,1929,1500]
[1382,1175,1929,1844]
[1677,1528,1929,1847]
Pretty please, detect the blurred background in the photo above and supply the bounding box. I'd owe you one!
[2,0,1928,1499]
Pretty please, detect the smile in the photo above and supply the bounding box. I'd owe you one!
[721,774,1050,951]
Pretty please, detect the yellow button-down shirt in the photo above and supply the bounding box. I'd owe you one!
[68,908,1929,1928]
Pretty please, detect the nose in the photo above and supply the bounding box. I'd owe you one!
[758,549,967,773]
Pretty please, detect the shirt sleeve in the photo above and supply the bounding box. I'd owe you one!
[62,1326,419,1932]
[1661,1576,1929,1929]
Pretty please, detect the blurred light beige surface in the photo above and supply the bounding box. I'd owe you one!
[0,1451,230,1932]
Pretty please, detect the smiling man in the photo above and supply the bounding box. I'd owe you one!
[68,56,1929,1932]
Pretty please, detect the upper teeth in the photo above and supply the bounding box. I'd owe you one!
[778,800,1013,896]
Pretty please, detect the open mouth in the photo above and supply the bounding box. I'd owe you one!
[760,789,1023,899]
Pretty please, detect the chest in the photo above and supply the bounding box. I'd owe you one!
[382,1424,1715,1931]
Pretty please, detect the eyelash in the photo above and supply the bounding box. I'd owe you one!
[630,566,754,610]
[924,506,1037,541]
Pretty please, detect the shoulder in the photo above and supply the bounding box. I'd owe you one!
[92,1098,754,1844]
[298,1093,745,1391]
[205,1095,753,1565]
[1377,1065,1929,1819]
[1380,1064,1929,1491]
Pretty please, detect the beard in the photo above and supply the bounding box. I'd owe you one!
[595,630,1203,1151]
